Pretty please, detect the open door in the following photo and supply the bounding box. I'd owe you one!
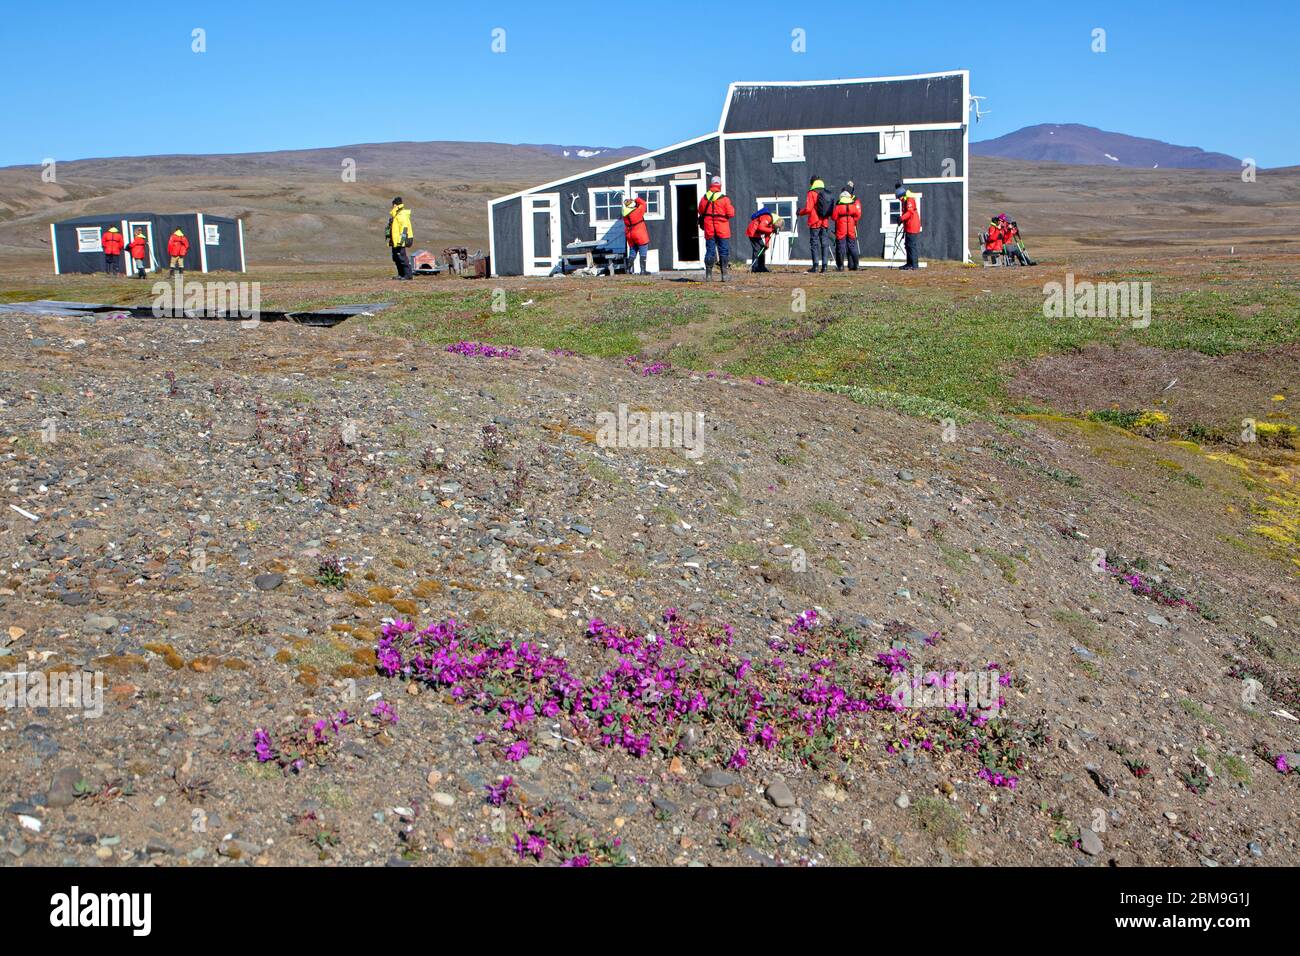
[522,194,561,276]
[126,220,157,272]
[671,179,704,269]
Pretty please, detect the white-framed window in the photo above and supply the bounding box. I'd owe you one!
[877,129,911,160]
[632,186,664,220]
[879,192,922,232]
[204,223,221,245]
[772,133,805,163]
[756,197,799,237]
[76,227,103,253]
[588,187,625,226]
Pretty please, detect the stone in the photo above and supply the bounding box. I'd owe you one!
[82,615,118,633]
[432,792,455,807]
[254,573,284,591]
[700,769,738,788]
[765,779,795,808]
[46,766,84,809]
[780,808,808,835]
[1079,827,1104,856]
[895,793,910,809]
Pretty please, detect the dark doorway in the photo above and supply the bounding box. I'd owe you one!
[674,182,700,263]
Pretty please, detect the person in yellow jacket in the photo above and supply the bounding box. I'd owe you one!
[387,197,414,280]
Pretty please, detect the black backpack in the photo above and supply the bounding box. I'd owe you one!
[815,188,835,220]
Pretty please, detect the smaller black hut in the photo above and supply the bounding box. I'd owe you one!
[50,212,246,275]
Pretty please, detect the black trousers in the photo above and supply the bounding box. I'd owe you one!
[104,253,120,274]
[904,231,918,268]
[835,236,859,270]
[750,237,769,271]
[392,245,411,278]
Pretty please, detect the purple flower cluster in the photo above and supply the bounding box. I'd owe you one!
[1101,560,1198,611]
[446,341,521,359]
[251,710,354,773]
[622,355,671,376]
[370,608,1039,790]
[978,767,1019,789]
[485,776,513,806]
[371,700,398,725]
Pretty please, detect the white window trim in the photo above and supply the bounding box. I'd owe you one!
[76,227,103,253]
[631,186,665,221]
[772,133,804,163]
[755,196,799,237]
[587,186,625,227]
[877,129,911,161]
[203,223,221,245]
[879,191,921,233]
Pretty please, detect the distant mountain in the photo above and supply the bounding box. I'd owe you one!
[521,144,648,161]
[971,124,1241,170]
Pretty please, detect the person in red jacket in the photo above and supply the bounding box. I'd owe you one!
[101,226,124,276]
[621,195,650,274]
[167,229,190,276]
[127,229,149,279]
[982,215,1006,264]
[896,187,921,270]
[697,176,734,281]
[1001,217,1036,266]
[798,176,831,273]
[745,206,782,272]
[830,186,862,271]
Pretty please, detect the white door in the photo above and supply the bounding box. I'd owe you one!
[670,178,705,269]
[522,194,561,276]
[127,220,157,272]
[879,192,920,262]
[755,198,798,265]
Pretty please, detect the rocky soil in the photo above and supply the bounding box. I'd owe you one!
[0,311,1296,867]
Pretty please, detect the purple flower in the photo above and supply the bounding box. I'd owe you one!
[252,728,276,763]
[1277,755,1292,774]
[561,854,592,867]
[513,833,546,860]
[486,776,514,806]
[788,609,819,634]
[371,700,398,724]
[504,739,530,762]
[728,747,749,769]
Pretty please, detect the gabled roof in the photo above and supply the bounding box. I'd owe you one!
[57,213,165,225]
[719,71,968,134]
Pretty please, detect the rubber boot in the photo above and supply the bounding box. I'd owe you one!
[705,262,713,281]
[719,261,727,282]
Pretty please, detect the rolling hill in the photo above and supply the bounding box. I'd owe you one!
[972,124,1242,170]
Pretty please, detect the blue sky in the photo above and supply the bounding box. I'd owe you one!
[2,0,1297,167]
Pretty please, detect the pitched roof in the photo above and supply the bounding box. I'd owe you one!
[720,72,967,134]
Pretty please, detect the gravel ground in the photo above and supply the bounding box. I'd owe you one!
[0,312,1296,867]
